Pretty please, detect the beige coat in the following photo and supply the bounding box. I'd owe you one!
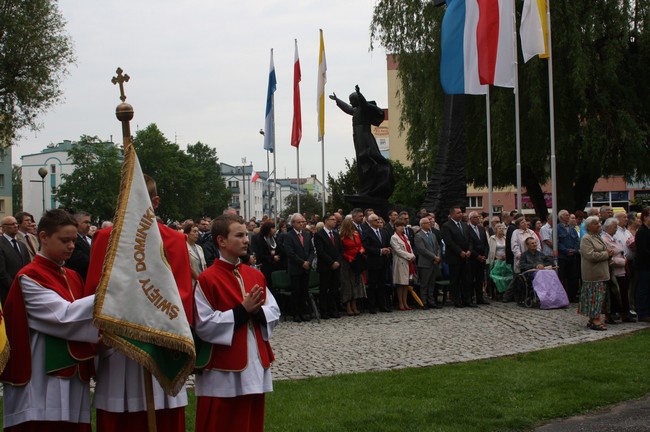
[390,233,415,285]
[580,233,610,282]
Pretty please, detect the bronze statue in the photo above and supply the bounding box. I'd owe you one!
[330,85,394,200]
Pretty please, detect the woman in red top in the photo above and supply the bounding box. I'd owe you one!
[339,218,366,316]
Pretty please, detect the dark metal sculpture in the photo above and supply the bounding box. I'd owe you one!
[330,85,394,216]
[421,94,467,222]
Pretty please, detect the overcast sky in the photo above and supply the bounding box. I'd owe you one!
[13,0,389,183]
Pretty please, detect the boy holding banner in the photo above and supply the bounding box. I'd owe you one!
[194,214,280,432]
[1,209,98,432]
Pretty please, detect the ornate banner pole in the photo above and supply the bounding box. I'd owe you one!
[111,67,157,432]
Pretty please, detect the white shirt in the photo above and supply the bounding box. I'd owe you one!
[540,223,553,256]
[3,275,98,428]
[193,261,280,398]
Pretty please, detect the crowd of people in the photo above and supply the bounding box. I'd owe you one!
[1,191,649,431]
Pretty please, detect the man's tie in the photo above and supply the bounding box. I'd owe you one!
[329,231,335,245]
[298,232,304,246]
[426,231,433,246]
[375,229,381,242]
[11,239,22,263]
[474,225,480,237]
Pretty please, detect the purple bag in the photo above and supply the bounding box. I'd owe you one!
[532,270,569,309]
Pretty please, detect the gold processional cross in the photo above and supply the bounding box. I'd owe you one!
[111,67,130,102]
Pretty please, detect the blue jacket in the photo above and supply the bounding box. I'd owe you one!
[557,223,580,259]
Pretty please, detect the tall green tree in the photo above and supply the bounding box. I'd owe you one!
[371,1,650,214]
[327,158,359,213]
[56,135,122,221]
[282,192,322,220]
[0,0,75,145]
[133,124,202,222]
[327,158,426,214]
[186,141,231,218]
[12,163,21,211]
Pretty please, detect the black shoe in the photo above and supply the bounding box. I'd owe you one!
[464,303,478,308]
[320,314,330,320]
[477,299,490,305]
[293,316,302,323]
[330,312,341,319]
[301,315,312,322]
[369,308,378,314]
[427,303,442,309]
[454,303,465,308]
[379,307,392,313]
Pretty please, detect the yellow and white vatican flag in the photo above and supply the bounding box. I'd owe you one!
[0,303,9,374]
[93,143,195,396]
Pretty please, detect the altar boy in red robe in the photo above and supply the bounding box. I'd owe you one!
[1,209,98,432]
[194,214,280,432]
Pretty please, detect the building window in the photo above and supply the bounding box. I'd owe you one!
[228,180,238,188]
[0,149,5,162]
[467,196,483,209]
[0,199,4,212]
[50,164,57,174]
[0,174,4,188]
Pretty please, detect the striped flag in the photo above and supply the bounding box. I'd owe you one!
[476,0,515,88]
[93,143,195,396]
[520,0,549,62]
[251,170,260,183]
[291,39,302,148]
[263,49,277,152]
[440,0,487,95]
[317,29,327,142]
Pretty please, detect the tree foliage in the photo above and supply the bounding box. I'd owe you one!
[282,192,323,220]
[327,158,426,214]
[371,0,650,214]
[12,163,21,211]
[0,0,75,145]
[56,126,231,223]
[56,135,122,221]
[186,141,231,218]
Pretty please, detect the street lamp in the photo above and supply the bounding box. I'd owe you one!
[30,167,48,214]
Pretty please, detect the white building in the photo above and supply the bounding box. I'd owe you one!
[21,140,76,219]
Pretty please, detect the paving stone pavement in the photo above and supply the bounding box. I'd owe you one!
[270,302,648,381]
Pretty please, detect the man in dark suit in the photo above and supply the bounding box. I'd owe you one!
[65,211,92,281]
[362,213,392,313]
[414,217,442,308]
[441,207,475,308]
[313,213,343,319]
[468,211,490,305]
[284,213,315,322]
[505,211,521,270]
[398,211,415,246]
[384,209,398,238]
[0,215,31,303]
[351,208,365,235]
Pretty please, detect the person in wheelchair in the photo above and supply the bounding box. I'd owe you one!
[520,237,553,272]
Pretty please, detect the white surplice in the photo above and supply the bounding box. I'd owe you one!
[193,284,280,397]
[3,276,98,428]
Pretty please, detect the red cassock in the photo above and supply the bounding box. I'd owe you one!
[193,259,279,432]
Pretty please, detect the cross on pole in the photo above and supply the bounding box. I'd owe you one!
[111,67,130,102]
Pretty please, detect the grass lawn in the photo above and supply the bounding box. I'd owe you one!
[264,329,650,431]
[2,329,649,431]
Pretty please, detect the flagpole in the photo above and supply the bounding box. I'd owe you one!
[486,88,493,218]
[546,0,558,265]
[513,0,523,213]
[273,151,278,223]
[112,67,157,432]
[296,147,301,214]
[321,137,326,216]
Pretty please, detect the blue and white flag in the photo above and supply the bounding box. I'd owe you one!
[264,49,277,152]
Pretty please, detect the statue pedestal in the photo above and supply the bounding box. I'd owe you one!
[344,195,390,219]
